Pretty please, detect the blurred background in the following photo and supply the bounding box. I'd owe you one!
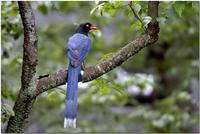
[1,1,199,133]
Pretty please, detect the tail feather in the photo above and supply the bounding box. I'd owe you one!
[64,64,81,128]
[64,118,76,128]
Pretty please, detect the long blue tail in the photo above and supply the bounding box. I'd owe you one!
[64,64,81,128]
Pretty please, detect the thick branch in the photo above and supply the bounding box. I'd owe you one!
[148,1,159,24]
[35,2,159,97]
[6,1,38,133]
[19,2,38,89]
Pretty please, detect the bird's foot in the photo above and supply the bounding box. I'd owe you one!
[81,63,87,72]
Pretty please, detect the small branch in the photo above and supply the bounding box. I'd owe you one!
[129,1,143,24]
[35,70,67,96]
[6,1,38,133]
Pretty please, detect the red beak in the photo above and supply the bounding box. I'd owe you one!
[90,26,97,30]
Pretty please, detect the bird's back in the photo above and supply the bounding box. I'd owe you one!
[67,33,91,49]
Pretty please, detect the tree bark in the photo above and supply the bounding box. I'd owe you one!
[6,2,38,133]
[6,1,159,133]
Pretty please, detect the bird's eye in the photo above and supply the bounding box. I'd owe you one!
[86,24,89,27]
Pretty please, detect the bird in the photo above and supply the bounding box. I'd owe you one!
[64,22,97,128]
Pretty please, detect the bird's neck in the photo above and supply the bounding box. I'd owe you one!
[75,28,88,36]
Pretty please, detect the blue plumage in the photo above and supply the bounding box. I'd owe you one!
[64,33,91,128]
[67,33,91,67]
[64,22,97,128]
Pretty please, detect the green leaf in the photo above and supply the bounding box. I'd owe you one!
[47,89,54,95]
[56,87,66,95]
[133,4,141,14]
[142,16,152,28]
[98,2,119,16]
[111,86,126,95]
[95,78,105,88]
[38,4,48,15]
[9,10,18,17]
[137,83,146,90]
[107,8,116,16]
[173,2,186,17]
[99,87,110,96]
[90,5,99,15]
[131,20,141,30]
[90,3,105,15]
[49,92,58,101]
[9,57,18,67]
[131,22,137,29]
[112,1,122,8]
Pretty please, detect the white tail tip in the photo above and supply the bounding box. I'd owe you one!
[64,118,76,128]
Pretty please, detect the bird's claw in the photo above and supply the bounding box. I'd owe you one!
[81,63,87,71]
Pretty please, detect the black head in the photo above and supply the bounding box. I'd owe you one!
[75,22,97,36]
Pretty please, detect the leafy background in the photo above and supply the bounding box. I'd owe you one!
[1,1,199,133]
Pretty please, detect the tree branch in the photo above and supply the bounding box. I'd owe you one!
[6,1,38,133]
[35,2,159,97]
[148,1,159,24]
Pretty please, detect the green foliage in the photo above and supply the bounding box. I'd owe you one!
[1,2,23,109]
[128,91,197,133]
[37,4,48,15]
[1,1,22,39]
[173,2,186,17]
[1,1,199,133]
[147,92,197,132]
[88,74,127,97]
[90,1,122,16]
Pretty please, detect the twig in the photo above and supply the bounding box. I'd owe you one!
[128,1,143,24]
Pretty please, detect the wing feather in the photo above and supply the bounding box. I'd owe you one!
[67,34,91,67]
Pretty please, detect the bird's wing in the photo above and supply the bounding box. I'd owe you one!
[79,38,91,62]
[67,34,91,67]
